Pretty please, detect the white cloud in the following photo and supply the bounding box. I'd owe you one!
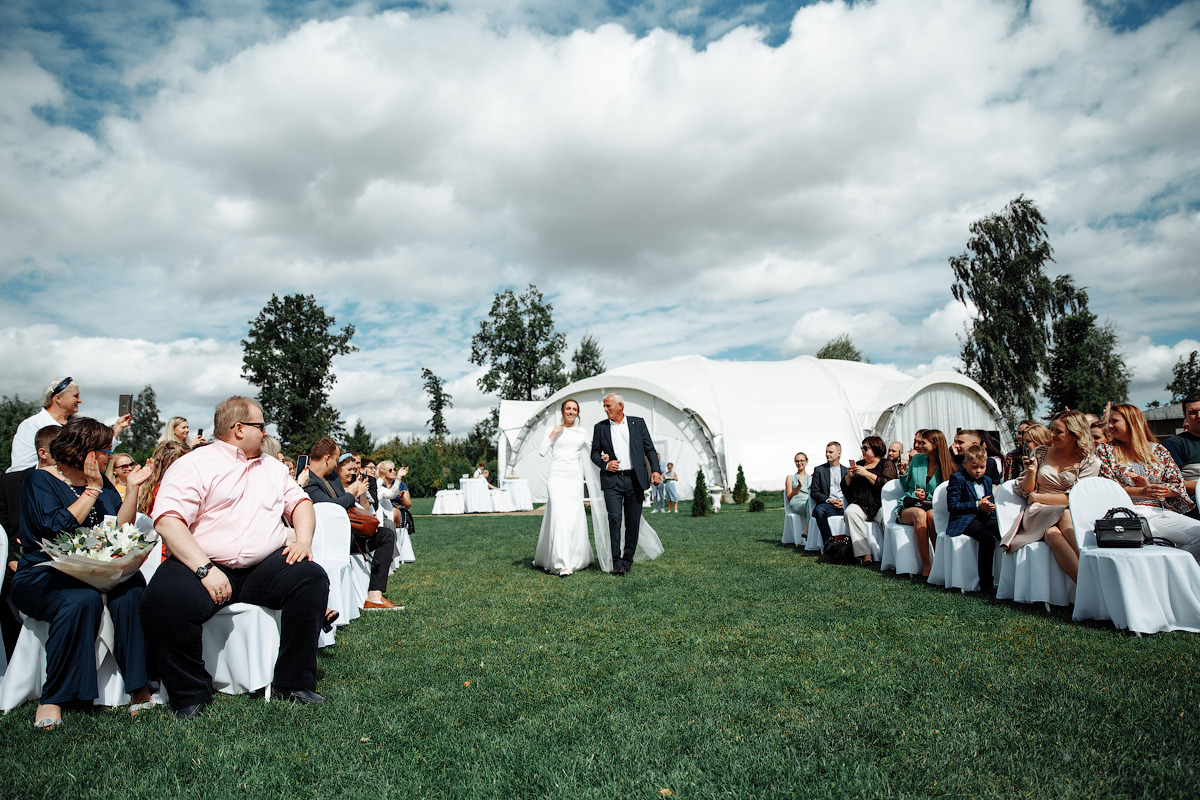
[783,308,901,357]
[1123,336,1200,405]
[915,300,974,354]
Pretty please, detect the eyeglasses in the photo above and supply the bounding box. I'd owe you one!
[237,421,267,431]
[52,377,73,397]
[116,462,136,471]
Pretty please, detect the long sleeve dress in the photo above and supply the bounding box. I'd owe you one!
[533,426,595,574]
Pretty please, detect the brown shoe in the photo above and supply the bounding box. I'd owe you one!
[363,598,404,610]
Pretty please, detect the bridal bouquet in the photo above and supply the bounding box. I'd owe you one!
[42,521,158,591]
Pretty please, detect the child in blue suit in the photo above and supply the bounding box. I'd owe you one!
[946,444,1001,589]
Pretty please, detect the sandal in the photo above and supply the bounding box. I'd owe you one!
[323,609,340,633]
[34,717,64,729]
[129,700,157,717]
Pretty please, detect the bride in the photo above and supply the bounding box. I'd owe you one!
[533,398,663,576]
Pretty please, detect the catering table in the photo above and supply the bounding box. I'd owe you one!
[461,478,493,513]
[501,478,534,511]
[432,490,464,515]
[489,489,514,513]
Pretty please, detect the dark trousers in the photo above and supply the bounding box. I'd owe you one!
[140,547,329,709]
[813,502,845,539]
[10,564,148,705]
[960,516,1001,589]
[353,526,396,593]
[603,472,644,570]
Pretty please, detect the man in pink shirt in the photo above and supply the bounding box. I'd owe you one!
[141,396,329,719]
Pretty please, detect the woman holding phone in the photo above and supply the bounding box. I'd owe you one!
[1000,411,1098,582]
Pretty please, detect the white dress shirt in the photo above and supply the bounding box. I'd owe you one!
[609,417,632,468]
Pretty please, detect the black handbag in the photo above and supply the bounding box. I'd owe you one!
[820,534,857,565]
[1094,507,1151,548]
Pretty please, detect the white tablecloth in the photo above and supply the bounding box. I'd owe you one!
[1073,545,1200,634]
[461,478,492,513]
[490,489,514,513]
[501,479,533,511]
[432,490,464,515]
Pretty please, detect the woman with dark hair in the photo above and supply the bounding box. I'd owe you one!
[843,435,898,565]
[897,429,955,577]
[533,399,594,576]
[10,417,155,728]
[1098,404,1200,559]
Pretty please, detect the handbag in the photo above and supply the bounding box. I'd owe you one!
[820,534,857,565]
[901,496,933,512]
[347,506,379,538]
[1094,507,1150,548]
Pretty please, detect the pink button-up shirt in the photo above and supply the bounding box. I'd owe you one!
[152,438,311,568]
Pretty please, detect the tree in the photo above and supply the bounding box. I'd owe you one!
[816,335,867,363]
[1043,282,1130,416]
[343,419,375,456]
[1167,351,1200,403]
[470,284,567,400]
[241,293,356,455]
[125,385,163,455]
[950,195,1056,427]
[421,368,452,443]
[0,394,37,469]
[570,333,606,382]
[465,407,499,465]
[690,469,711,517]
[732,464,749,504]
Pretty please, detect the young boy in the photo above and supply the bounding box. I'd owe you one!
[945,443,1000,590]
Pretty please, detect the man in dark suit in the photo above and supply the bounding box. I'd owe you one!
[810,442,847,542]
[590,393,661,575]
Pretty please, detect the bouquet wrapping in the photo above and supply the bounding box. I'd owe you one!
[41,521,158,592]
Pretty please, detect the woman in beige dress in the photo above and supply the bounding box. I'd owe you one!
[1000,411,1099,582]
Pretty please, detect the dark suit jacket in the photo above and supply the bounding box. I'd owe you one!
[591,416,661,492]
[945,468,996,537]
[303,470,356,510]
[810,462,846,506]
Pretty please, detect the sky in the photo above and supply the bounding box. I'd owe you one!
[1,0,1198,444]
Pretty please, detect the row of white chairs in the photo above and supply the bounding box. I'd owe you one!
[784,477,1200,635]
[0,502,415,711]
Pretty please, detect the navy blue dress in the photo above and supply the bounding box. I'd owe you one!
[9,470,149,705]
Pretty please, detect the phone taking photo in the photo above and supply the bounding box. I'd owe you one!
[118,394,132,418]
[296,455,309,477]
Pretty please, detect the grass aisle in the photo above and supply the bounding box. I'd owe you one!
[2,508,1199,799]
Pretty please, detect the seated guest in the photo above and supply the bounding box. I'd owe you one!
[1098,404,1200,559]
[897,429,955,576]
[8,377,131,472]
[104,453,138,499]
[1003,420,1035,481]
[137,440,193,516]
[945,444,1001,589]
[1023,424,1050,452]
[304,439,399,610]
[158,416,206,447]
[1000,411,1099,583]
[1163,393,1200,521]
[1090,420,1109,446]
[785,452,811,535]
[810,443,848,543]
[887,441,904,466]
[843,436,898,565]
[952,429,1002,482]
[279,454,296,478]
[261,435,282,460]
[141,397,329,719]
[361,458,380,510]
[10,417,156,727]
[377,460,411,529]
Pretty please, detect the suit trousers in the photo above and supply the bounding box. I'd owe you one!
[353,526,396,593]
[958,516,1001,588]
[603,472,644,569]
[812,502,845,539]
[140,547,329,709]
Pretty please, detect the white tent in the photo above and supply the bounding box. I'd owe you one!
[499,355,1007,503]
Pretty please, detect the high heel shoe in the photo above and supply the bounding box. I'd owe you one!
[323,609,340,632]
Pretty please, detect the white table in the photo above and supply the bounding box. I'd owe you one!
[432,490,464,515]
[490,489,514,513]
[1073,545,1200,634]
[501,479,533,511]
[461,478,492,513]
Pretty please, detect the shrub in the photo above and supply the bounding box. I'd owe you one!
[748,498,765,513]
[732,464,749,504]
[690,469,711,517]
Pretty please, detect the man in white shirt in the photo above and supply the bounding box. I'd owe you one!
[590,394,661,575]
[8,377,130,472]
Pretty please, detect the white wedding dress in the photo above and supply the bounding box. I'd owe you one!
[532,423,664,574]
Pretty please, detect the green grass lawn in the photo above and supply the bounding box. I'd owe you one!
[2,508,1198,799]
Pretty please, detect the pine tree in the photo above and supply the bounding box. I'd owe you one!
[126,385,163,455]
[690,469,711,517]
[732,464,749,504]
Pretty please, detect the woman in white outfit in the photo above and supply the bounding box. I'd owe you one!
[533,399,594,576]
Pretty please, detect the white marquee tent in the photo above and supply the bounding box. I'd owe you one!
[498,355,1007,503]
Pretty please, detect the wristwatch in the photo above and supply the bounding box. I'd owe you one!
[195,562,215,579]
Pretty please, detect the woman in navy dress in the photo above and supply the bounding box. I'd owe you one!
[10,417,155,728]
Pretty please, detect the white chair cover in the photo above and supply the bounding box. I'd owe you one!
[804,494,848,553]
[313,503,359,639]
[880,480,923,575]
[461,479,491,513]
[501,478,534,511]
[782,495,805,546]
[1070,477,1200,634]
[432,490,464,515]
[994,479,1074,607]
[202,602,281,695]
[927,483,997,592]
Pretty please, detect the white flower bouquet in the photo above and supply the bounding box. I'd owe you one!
[42,521,158,591]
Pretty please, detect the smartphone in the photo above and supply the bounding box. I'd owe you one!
[296,455,309,477]
[197,428,204,439]
[848,459,857,469]
[118,394,132,417]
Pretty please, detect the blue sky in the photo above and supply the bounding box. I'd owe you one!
[1,0,1198,441]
